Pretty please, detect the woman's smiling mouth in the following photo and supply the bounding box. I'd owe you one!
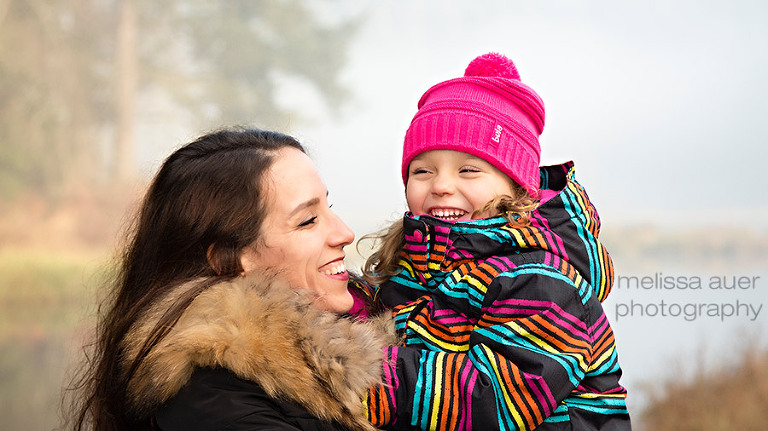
[321,258,348,280]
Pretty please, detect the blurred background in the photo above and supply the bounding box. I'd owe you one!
[1,1,767,430]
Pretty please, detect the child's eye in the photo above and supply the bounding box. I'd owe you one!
[460,166,481,173]
[411,167,430,175]
[298,216,318,228]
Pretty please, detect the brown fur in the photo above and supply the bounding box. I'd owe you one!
[121,274,398,431]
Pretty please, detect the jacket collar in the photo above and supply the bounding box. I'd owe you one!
[400,162,614,301]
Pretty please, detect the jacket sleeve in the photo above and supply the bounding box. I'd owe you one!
[365,264,596,431]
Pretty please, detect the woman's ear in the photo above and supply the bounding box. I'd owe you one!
[237,246,259,275]
[207,243,245,276]
[206,244,223,275]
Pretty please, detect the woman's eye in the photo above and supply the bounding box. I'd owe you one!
[298,216,318,228]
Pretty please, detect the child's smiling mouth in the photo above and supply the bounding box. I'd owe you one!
[428,207,468,222]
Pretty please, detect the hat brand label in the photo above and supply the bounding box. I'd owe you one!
[491,124,503,143]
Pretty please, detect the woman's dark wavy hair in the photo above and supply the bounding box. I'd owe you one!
[62,128,304,431]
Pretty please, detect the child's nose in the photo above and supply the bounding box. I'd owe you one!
[430,174,455,195]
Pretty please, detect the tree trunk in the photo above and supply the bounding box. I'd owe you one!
[114,0,137,183]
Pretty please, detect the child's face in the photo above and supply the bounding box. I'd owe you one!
[406,150,517,222]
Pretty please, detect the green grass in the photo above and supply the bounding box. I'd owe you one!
[0,247,112,431]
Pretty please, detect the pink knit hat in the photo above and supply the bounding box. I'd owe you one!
[401,52,545,198]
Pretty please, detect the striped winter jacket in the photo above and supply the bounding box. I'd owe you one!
[366,162,630,430]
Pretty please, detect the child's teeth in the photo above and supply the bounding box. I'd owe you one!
[431,209,465,219]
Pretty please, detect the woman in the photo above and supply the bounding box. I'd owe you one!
[64,128,395,431]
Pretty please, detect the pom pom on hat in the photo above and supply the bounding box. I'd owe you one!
[464,52,520,80]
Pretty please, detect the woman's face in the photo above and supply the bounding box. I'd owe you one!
[239,147,355,314]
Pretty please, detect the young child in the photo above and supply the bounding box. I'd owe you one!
[364,53,631,430]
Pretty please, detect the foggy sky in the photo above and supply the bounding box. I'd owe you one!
[287,0,768,238]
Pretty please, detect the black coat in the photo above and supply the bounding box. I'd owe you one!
[155,367,349,431]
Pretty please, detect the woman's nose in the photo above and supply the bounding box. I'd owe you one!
[328,211,355,247]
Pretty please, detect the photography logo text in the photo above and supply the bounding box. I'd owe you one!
[612,273,762,322]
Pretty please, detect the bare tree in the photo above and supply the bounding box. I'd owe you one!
[0,0,360,200]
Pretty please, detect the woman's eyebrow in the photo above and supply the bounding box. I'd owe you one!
[289,197,320,217]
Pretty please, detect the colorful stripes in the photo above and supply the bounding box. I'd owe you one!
[372,162,630,430]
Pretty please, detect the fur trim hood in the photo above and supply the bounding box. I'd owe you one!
[121,275,397,430]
